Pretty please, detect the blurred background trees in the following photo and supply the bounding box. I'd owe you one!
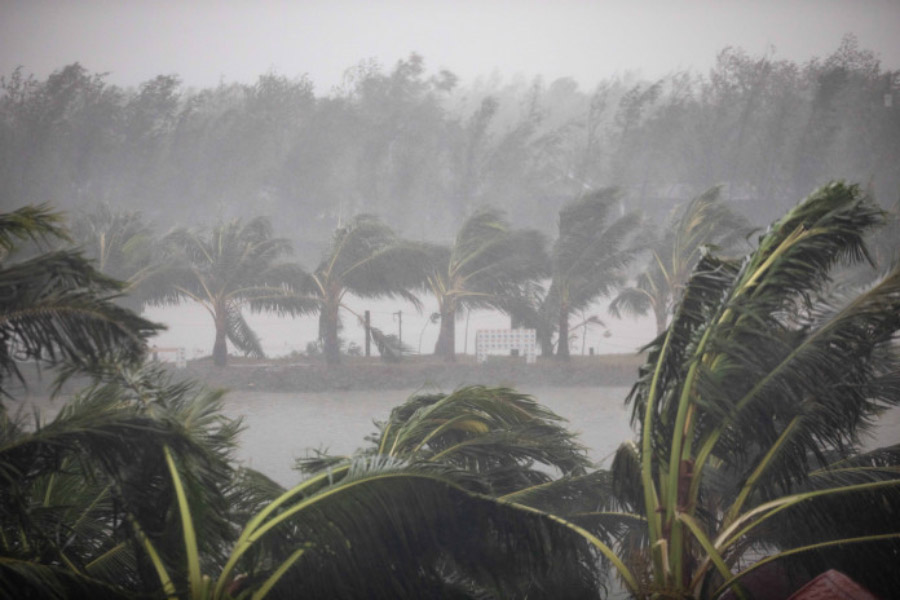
[3,36,897,255]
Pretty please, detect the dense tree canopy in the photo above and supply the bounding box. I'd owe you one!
[2,37,897,248]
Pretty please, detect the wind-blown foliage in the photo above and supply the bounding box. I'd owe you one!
[4,184,900,598]
[303,215,432,365]
[610,187,750,334]
[542,188,642,358]
[299,386,592,492]
[427,209,548,361]
[295,386,620,597]
[614,181,900,598]
[148,216,314,366]
[5,375,615,599]
[0,363,266,599]
[0,205,161,389]
[68,203,159,310]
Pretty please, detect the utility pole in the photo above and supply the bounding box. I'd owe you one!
[364,310,371,357]
[393,310,403,348]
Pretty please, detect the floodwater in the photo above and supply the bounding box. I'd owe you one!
[220,386,635,486]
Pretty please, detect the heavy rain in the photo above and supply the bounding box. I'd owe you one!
[2,2,900,598]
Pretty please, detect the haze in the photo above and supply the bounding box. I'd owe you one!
[3,0,899,93]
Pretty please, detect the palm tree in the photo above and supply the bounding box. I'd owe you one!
[610,187,749,335]
[427,209,548,361]
[68,202,159,310]
[3,371,612,599]
[0,362,277,599]
[294,386,617,597]
[0,204,161,388]
[543,188,642,359]
[303,215,431,365]
[602,181,900,598]
[161,455,607,599]
[150,216,313,367]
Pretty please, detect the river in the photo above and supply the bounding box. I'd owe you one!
[19,384,900,488]
[219,385,635,486]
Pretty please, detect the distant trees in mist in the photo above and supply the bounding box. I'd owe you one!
[2,36,898,248]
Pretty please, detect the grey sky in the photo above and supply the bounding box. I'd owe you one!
[2,0,899,93]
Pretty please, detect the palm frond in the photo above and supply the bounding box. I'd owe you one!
[226,457,603,599]
[367,324,410,362]
[224,304,265,358]
[0,249,162,386]
[0,204,70,255]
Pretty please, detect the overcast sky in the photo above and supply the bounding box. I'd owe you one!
[2,0,899,93]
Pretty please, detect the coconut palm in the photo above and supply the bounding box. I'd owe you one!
[603,181,900,598]
[68,202,159,310]
[610,186,749,335]
[150,216,314,366]
[303,215,432,365]
[543,189,642,359]
[157,455,609,599]
[427,209,548,361]
[0,204,161,389]
[0,362,278,599]
[294,386,622,597]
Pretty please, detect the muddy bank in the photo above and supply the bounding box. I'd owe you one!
[179,354,647,393]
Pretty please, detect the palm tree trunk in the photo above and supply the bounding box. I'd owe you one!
[557,304,570,360]
[434,306,456,362]
[213,310,228,367]
[537,327,554,357]
[322,301,341,366]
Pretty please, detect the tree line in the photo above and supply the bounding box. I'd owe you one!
[53,185,763,366]
[1,183,899,598]
[44,180,900,367]
[2,36,898,245]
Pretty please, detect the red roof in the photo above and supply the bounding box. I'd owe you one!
[786,569,879,600]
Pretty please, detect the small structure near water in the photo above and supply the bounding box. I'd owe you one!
[475,329,537,364]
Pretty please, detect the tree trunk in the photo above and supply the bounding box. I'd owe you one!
[434,306,456,362]
[213,311,228,367]
[556,304,570,360]
[322,301,341,366]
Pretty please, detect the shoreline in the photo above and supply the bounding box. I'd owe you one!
[10,353,647,397]
[177,353,647,393]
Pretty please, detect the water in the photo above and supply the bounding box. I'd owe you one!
[20,384,899,488]
[220,386,635,486]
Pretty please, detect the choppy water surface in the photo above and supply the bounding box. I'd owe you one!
[221,386,634,486]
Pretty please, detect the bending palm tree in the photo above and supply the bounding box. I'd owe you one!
[295,386,616,597]
[150,216,313,367]
[544,189,642,359]
[428,209,548,361]
[0,204,161,388]
[610,181,900,597]
[304,215,431,365]
[69,202,159,310]
[0,363,276,599]
[610,186,749,335]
